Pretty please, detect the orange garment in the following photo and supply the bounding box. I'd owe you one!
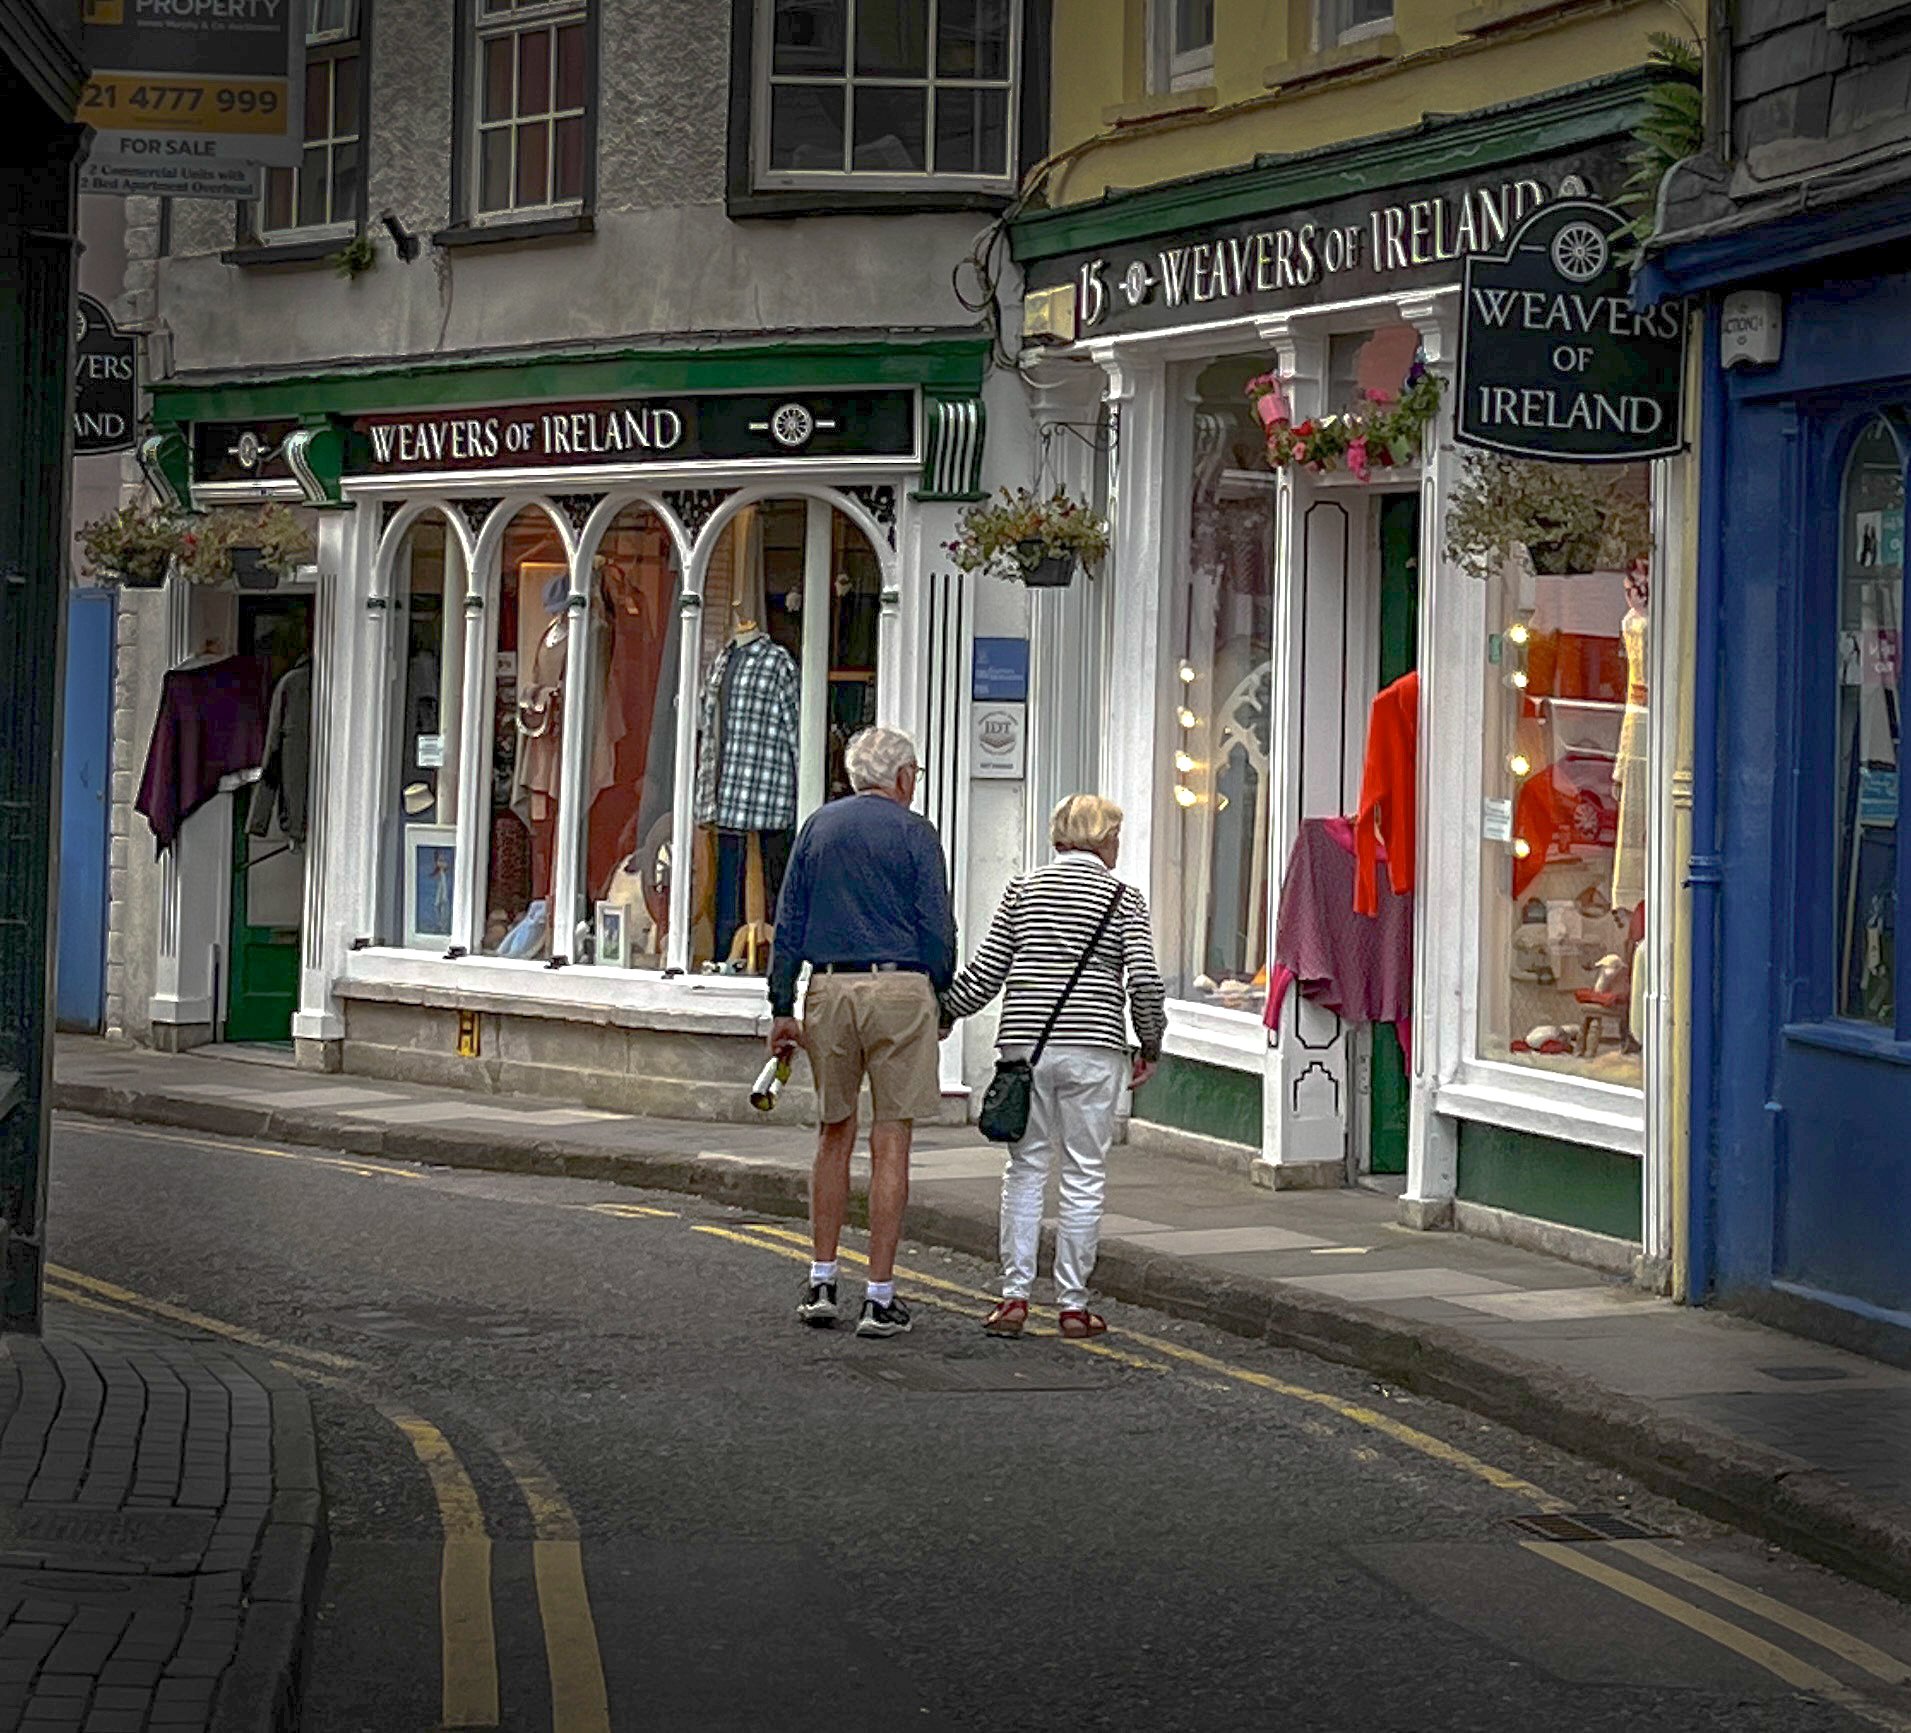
[1353,671,1419,917]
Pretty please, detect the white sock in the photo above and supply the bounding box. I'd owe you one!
[866,1279,895,1307]
[810,1261,838,1286]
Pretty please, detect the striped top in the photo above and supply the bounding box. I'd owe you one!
[942,852,1169,1060]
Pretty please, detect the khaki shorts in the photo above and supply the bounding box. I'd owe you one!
[803,971,942,1125]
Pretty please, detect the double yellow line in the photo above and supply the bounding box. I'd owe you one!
[699,1220,1911,1733]
[45,1268,609,1733]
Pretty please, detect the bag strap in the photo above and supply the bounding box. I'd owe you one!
[1031,881,1126,1067]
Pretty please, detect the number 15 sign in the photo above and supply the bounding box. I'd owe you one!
[78,0,303,200]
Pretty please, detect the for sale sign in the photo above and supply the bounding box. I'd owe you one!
[78,0,302,197]
[1456,199,1687,464]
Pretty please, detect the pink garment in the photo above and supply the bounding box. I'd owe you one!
[1264,816,1414,1063]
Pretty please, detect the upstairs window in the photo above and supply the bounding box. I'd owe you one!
[1318,0,1393,48]
[258,0,363,240]
[473,0,591,217]
[756,0,1020,191]
[1152,0,1214,91]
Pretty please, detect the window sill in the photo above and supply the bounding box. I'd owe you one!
[338,947,771,1037]
[1162,997,1264,1072]
[222,236,354,269]
[728,185,1014,219]
[1102,86,1218,128]
[1436,1067,1644,1157]
[1782,1019,1911,1065]
[1453,0,1591,33]
[1263,34,1402,92]
[431,211,595,250]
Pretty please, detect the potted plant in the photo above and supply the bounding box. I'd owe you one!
[77,502,186,589]
[1444,454,1654,579]
[1247,357,1445,479]
[176,504,315,587]
[945,486,1111,587]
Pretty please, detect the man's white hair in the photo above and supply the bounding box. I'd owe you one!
[844,725,919,792]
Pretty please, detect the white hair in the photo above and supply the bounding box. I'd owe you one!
[844,726,918,792]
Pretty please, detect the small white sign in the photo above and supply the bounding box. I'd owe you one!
[1721,290,1783,370]
[971,702,1026,781]
[1482,796,1514,842]
[80,151,263,201]
[416,735,445,769]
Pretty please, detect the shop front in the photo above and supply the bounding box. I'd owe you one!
[1012,74,1689,1275]
[133,337,996,1121]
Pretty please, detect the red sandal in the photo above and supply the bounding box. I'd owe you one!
[1058,1309,1108,1339]
[984,1299,1028,1338]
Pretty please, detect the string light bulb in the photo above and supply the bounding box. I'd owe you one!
[1173,784,1198,808]
[1506,622,1531,647]
[1174,750,1196,774]
[1508,669,1529,691]
[1177,706,1198,730]
[1178,661,1197,684]
[1507,752,1531,778]
[1512,837,1532,859]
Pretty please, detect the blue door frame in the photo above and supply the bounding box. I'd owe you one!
[55,589,114,1033]
[1698,265,1911,1333]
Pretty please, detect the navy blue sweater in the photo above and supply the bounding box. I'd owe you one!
[769,793,957,1016]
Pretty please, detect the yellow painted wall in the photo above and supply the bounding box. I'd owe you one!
[1044,0,1679,209]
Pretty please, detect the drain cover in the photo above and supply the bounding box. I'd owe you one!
[840,1354,1113,1394]
[1506,1511,1672,1543]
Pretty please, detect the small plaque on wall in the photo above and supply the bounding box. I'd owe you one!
[972,703,1027,781]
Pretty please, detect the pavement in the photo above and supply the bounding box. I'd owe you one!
[0,1303,322,1733]
[44,1111,1911,1731]
[50,1034,1911,1614]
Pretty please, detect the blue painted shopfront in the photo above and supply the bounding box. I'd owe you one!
[1650,204,1911,1347]
[56,588,114,1033]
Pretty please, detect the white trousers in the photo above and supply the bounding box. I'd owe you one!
[998,1044,1127,1309]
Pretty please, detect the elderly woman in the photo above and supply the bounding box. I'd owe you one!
[941,795,1167,1339]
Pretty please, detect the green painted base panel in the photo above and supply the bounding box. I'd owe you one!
[1456,1120,1641,1241]
[1129,1054,1260,1149]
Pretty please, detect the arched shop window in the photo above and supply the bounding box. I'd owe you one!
[387,512,467,953]
[1161,353,1277,1010]
[690,497,884,976]
[564,502,681,970]
[482,504,573,960]
[1835,415,1907,1024]
[1467,457,1655,1085]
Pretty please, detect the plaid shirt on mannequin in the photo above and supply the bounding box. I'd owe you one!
[695,633,800,831]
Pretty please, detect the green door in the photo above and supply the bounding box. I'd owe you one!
[1369,494,1420,1175]
[225,790,301,1044]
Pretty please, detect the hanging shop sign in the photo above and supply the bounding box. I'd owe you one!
[1455,199,1687,462]
[78,0,303,198]
[192,391,917,482]
[74,295,138,458]
[1021,142,1629,341]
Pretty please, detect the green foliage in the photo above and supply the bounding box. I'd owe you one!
[78,501,316,586]
[1620,35,1704,254]
[1444,454,1654,578]
[78,502,187,585]
[945,487,1111,581]
[1248,362,1445,480]
[331,231,377,280]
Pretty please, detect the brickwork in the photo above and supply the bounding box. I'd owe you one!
[0,1311,321,1731]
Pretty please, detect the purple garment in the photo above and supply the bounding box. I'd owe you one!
[1264,817,1414,1061]
[135,656,270,853]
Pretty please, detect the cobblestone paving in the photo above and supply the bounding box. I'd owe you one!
[0,1310,299,1732]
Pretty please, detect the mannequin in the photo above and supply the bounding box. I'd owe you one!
[1610,558,1649,912]
[695,601,800,967]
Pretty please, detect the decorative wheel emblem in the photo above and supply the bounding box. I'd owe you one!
[234,431,263,470]
[769,402,815,449]
[1121,260,1154,307]
[1551,221,1608,284]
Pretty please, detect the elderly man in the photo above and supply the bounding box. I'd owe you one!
[769,726,955,1339]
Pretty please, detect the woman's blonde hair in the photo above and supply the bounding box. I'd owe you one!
[1051,793,1123,850]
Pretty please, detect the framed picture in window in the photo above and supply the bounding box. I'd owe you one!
[404,824,459,950]
[595,901,629,969]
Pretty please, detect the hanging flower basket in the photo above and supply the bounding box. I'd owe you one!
[77,504,184,589]
[945,487,1110,586]
[1247,358,1445,480]
[175,504,314,585]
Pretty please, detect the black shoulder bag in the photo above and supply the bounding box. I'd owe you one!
[976,882,1125,1145]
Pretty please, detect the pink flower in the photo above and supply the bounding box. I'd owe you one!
[1348,437,1371,483]
[1248,374,1290,430]
[1291,442,1308,464]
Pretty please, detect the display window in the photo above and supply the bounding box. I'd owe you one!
[1835,415,1905,1024]
[1464,457,1655,1084]
[1160,353,1277,1012]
